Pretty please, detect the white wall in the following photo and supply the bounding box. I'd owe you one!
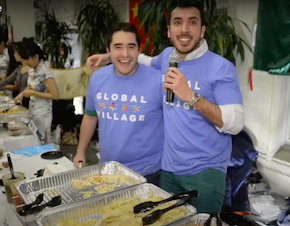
[0,0,6,24]
[35,0,75,26]
[228,0,290,157]
[6,0,35,41]
[45,0,129,25]
[6,0,129,41]
[110,0,129,22]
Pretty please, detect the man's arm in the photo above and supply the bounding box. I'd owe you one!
[73,113,98,167]
[138,49,168,70]
[73,74,98,166]
[192,62,244,135]
[76,114,98,153]
[76,74,98,153]
[191,96,244,135]
[164,63,244,135]
[138,54,153,67]
[193,97,223,128]
[86,51,162,70]
[215,104,244,134]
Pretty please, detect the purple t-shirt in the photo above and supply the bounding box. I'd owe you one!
[85,64,164,176]
[151,47,243,175]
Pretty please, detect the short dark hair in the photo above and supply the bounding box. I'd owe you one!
[20,37,46,61]
[168,0,206,26]
[107,22,140,50]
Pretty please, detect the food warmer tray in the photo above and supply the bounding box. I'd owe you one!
[15,161,146,206]
[35,183,197,226]
[0,104,28,123]
[170,214,229,226]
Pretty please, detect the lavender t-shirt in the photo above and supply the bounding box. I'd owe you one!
[85,64,164,176]
[151,47,243,175]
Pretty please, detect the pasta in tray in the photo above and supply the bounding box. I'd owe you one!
[57,196,188,226]
[0,109,21,114]
[71,174,130,195]
[94,184,118,194]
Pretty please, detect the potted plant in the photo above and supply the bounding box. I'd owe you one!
[34,1,72,69]
[75,0,120,56]
[138,0,252,64]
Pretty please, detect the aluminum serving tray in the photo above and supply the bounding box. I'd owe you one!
[0,96,14,104]
[35,183,197,226]
[0,104,28,123]
[171,214,229,226]
[15,161,146,206]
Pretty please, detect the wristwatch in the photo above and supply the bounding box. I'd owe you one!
[188,91,201,106]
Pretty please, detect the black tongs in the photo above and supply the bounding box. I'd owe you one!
[204,212,223,226]
[134,190,198,225]
[19,194,62,216]
[134,190,198,214]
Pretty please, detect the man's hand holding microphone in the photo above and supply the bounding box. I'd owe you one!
[164,54,193,103]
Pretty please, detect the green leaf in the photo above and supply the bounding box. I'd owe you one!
[215,30,223,56]
[34,1,71,68]
[237,38,245,62]
[232,18,252,33]
[75,0,119,55]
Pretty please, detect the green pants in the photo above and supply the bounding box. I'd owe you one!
[160,169,225,214]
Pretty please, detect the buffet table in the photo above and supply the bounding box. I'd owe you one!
[0,126,40,152]
[0,99,39,152]
[0,151,75,226]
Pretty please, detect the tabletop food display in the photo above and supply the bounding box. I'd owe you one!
[0,104,28,124]
[0,144,229,226]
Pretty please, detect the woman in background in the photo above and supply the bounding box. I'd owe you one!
[15,38,59,143]
[0,42,30,108]
[0,35,10,79]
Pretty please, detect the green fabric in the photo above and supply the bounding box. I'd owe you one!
[85,109,97,117]
[160,169,225,214]
[254,0,290,74]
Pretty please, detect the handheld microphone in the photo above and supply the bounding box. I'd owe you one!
[166,53,180,103]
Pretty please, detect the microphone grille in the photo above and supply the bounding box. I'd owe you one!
[169,53,180,63]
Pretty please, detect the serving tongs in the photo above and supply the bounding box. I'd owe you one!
[19,195,61,216]
[21,193,44,211]
[134,190,198,225]
[134,190,198,214]
[1,103,19,113]
[204,212,223,226]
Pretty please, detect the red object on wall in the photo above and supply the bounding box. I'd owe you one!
[129,0,152,55]
[248,68,253,91]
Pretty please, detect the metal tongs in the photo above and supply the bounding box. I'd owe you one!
[134,190,198,225]
[204,212,223,226]
[1,103,18,113]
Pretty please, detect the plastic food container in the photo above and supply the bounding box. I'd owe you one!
[8,120,23,136]
[2,172,25,203]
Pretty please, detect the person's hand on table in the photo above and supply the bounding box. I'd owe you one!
[73,151,86,167]
[86,53,111,71]
[14,92,24,105]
